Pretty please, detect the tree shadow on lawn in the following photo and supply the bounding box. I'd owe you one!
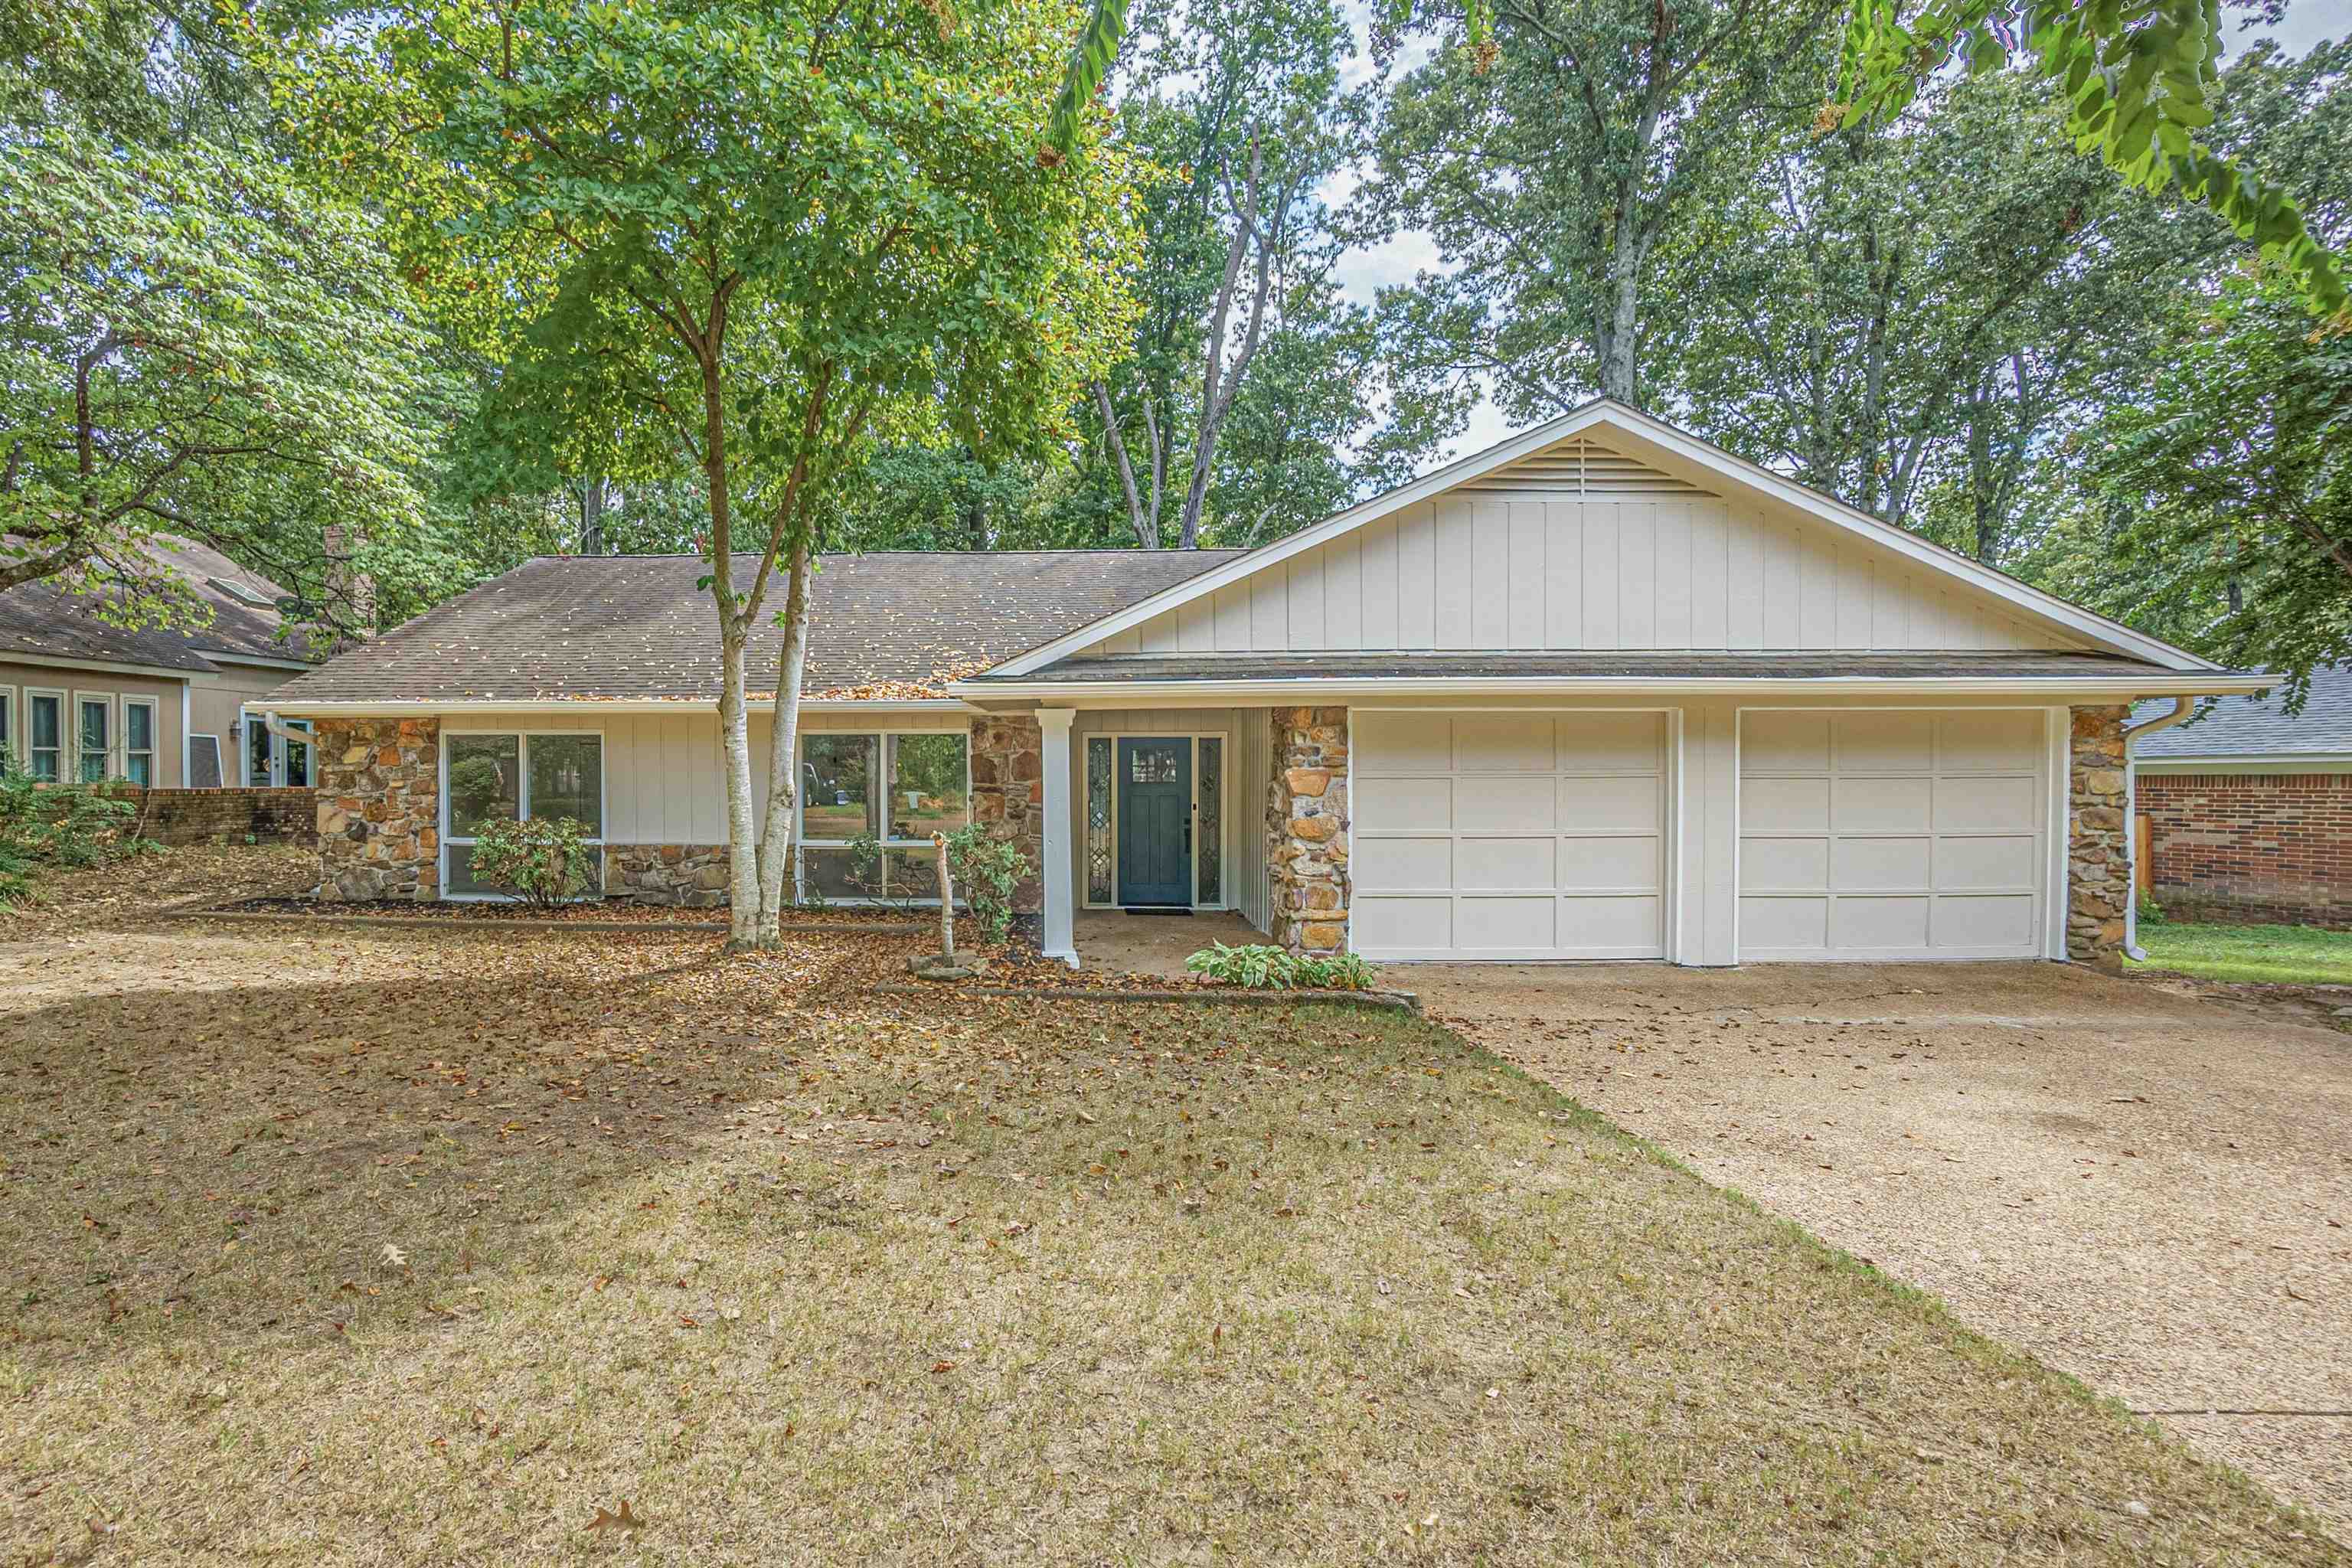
[1,936,2341,1565]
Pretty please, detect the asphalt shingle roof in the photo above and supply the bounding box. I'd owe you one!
[268,550,1249,704]
[986,651,2183,684]
[2132,664,2352,759]
[0,536,304,673]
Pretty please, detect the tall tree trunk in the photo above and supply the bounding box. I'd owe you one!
[716,621,761,951]
[580,476,606,555]
[755,537,814,945]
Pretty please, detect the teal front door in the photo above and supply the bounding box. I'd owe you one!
[1117,737,1192,906]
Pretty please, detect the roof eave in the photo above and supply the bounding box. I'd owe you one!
[260,696,986,718]
[951,671,2279,703]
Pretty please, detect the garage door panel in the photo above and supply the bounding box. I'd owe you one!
[1740,708,2047,960]
[1557,712,1664,771]
[1455,775,1557,832]
[1835,711,1934,772]
[1831,835,1932,891]
[1457,897,1557,950]
[1935,894,2036,949]
[1828,895,1931,950]
[1353,897,1452,952]
[1743,712,1831,772]
[1933,774,2038,833]
[1740,897,1827,952]
[1354,711,1453,770]
[1358,836,1452,893]
[1451,713,1555,771]
[1457,837,1556,890]
[1741,776,1828,833]
[1832,776,1932,832]
[1353,710,1667,960]
[1357,776,1452,827]
[1741,837,1827,892]
[1557,895,1661,949]
[1933,834,2036,891]
[1939,710,2046,770]
[1557,835,1661,892]
[1560,773,1663,833]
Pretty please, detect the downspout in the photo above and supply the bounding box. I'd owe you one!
[2121,697,2194,960]
[179,681,192,789]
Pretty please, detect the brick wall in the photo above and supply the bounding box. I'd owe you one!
[2138,771,2352,927]
[107,787,317,848]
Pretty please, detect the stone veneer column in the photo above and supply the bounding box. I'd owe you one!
[314,717,440,900]
[1267,705,1350,955]
[969,715,1046,913]
[2067,704,2129,964]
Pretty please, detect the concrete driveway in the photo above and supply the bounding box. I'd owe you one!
[1408,960,2352,1534]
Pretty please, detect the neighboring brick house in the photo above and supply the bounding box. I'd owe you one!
[2133,667,2352,928]
[264,399,2269,967]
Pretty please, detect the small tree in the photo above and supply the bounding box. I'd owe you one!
[279,0,1140,950]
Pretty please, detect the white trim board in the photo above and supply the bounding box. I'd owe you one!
[986,401,2220,678]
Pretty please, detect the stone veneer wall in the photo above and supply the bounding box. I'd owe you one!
[2067,704,2128,964]
[1267,705,1350,955]
[970,716,1045,913]
[606,844,730,906]
[315,717,441,900]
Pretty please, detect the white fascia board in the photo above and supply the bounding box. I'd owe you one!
[2137,753,2352,773]
[951,672,2279,704]
[987,398,2213,678]
[262,697,985,718]
[985,407,1613,678]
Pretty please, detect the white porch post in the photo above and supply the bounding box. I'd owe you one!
[1037,707,1078,967]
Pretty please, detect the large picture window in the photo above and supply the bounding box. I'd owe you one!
[442,732,604,898]
[796,730,969,902]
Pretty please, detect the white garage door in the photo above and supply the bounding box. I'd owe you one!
[1353,710,1667,960]
[1738,710,2048,961]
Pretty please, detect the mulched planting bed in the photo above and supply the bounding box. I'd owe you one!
[192,896,926,926]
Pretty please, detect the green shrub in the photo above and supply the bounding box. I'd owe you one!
[0,773,151,905]
[946,825,1029,944]
[465,815,598,906]
[1186,942,1380,991]
[2137,892,2167,926]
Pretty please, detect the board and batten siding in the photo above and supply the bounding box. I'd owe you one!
[441,707,966,846]
[1085,449,2076,657]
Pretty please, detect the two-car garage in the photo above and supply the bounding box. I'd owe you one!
[1348,707,2053,963]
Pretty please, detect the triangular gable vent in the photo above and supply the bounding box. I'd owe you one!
[1460,437,1709,497]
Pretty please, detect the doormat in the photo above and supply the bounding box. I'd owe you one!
[1122,907,1194,916]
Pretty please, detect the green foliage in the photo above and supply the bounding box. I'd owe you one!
[2136,892,2166,926]
[1184,942,1377,990]
[464,816,598,906]
[1835,0,2348,323]
[945,825,1031,945]
[0,128,435,618]
[2045,274,2352,701]
[0,773,151,906]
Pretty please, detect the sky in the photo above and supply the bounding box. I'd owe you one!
[1319,0,2347,465]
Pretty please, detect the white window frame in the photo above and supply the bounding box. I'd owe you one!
[24,688,65,782]
[437,728,608,902]
[795,730,974,906]
[72,691,115,783]
[237,707,314,786]
[120,696,160,787]
[1079,728,1231,911]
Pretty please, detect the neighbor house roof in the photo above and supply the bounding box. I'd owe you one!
[2133,665,2352,761]
[264,550,1250,705]
[0,536,305,675]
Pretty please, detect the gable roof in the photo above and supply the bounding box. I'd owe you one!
[0,536,305,675]
[266,549,1246,707]
[2133,665,2352,760]
[984,400,2220,679]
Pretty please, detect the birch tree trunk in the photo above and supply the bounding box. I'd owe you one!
[716,620,762,951]
[754,537,815,946]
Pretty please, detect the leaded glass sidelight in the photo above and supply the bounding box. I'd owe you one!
[1196,737,1221,905]
[1085,736,1113,903]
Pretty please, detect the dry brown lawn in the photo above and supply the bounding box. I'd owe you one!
[0,851,2341,1564]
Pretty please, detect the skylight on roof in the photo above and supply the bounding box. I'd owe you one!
[210,577,273,607]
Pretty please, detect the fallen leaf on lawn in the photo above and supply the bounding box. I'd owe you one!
[585,1499,642,1533]
[381,1243,408,1269]
[930,1360,956,1374]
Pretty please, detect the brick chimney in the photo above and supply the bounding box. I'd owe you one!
[321,525,377,651]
